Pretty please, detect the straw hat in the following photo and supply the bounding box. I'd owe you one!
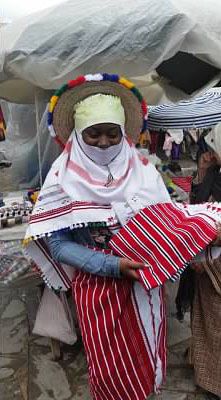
[48,73,148,148]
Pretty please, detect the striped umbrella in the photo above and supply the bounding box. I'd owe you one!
[148,88,221,130]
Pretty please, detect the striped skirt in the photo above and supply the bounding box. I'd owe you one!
[72,271,166,400]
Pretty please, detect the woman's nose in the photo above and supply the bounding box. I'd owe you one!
[98,135,110,148]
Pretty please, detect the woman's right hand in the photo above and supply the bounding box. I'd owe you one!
[119,258,145,281]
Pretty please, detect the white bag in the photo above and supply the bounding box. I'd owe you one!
[33,287,77,345]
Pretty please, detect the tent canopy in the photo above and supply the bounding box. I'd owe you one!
[1,0,221,103]
[148,88,221,130]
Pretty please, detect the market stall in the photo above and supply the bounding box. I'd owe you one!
[140,88,221,202]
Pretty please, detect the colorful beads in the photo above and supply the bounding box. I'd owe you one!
[141,99,147,115]
[48,95,59,113]
[48,73,148,142]
[47,112,53,126]
[142,119,148,132]
[68,76,86,88]
[102,73,119,82]
[130,87,143,103]
[54,84,68,97]
[118,77,134,89]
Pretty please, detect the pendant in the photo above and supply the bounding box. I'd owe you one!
[105,171,114,187]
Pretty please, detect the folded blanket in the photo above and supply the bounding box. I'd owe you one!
[109,202,218,290]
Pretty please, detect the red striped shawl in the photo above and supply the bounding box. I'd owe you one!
[109,202,217,291]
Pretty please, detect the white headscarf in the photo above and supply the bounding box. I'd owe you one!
[25,94,170,239]
[25,94,171,290]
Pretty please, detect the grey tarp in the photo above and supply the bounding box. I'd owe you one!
[0,99,60,190]
[1,0,221,189]
[1,0,221,103]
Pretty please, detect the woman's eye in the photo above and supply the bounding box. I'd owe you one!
[109,131,120,139]
[88,132,99,139]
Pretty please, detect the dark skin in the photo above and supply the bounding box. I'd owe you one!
[82,123,122,148]
[82,122,145,281]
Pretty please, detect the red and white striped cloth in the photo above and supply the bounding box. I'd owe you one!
[73,271,166,400]
[27,239,167,399]
[26,202,221,291]
[25,134,170,241]
[171,176,193,193]
[109,202,218,291]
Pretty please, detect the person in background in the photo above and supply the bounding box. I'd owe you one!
[188,123,221,400]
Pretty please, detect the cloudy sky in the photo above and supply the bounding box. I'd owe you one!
[0,0,64,20]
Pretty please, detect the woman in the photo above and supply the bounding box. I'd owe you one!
[185,124,221,400]
[25,73,172,400]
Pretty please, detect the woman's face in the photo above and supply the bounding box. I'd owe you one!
[82,123,122,148]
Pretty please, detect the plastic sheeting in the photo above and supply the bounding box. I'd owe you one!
[1,0,221,190]
[0,99,60,190]
[1,0,221,102]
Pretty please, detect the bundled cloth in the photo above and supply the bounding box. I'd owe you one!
[109,202,219,290]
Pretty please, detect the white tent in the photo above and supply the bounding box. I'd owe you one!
[1,0,221,190]
[1,0,221,103]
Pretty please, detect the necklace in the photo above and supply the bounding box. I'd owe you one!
[105,166,114,187]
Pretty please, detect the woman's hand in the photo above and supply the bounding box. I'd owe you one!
[119,258,145,281]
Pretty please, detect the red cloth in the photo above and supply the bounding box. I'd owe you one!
[73,271,166,400]
[171,176,193,193]
[109,202,217,291]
